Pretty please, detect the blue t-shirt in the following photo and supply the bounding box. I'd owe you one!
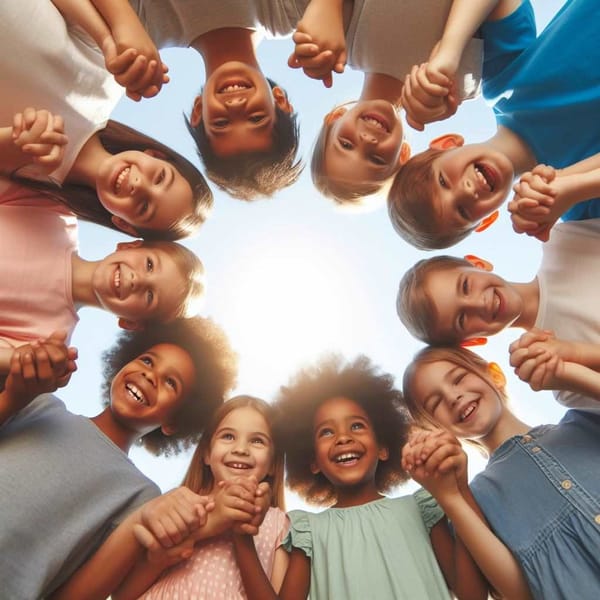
[481,0,600,220]
[471,410,600,600]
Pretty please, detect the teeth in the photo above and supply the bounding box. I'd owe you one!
[475,165,493,191]
[226,462,250,469]
[335,452,360,463]
[114,167,130,193]
[493,291,500,317]
[361,116,387,131]
[126,383,148,405]
[219,84,250,93]
[460,402,476,421]
[114,266,120,290]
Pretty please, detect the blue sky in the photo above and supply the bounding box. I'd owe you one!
[65,0,566,506]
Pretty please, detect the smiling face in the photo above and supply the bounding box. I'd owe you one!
[324,100,405,186]
[422,265,524,342]
[92,242,186,327]
[312,396,388,505]
[205,406,274,484]
[409,360,504,440]
[429,143,514,236]
[110,343,196,436]
[96,150,194,236]
[195,62,292,157]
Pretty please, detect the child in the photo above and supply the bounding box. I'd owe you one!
[273,355,487,599]
[0,175,205,373]
[54,0,309,200]
[306,0,483,205]
[397,226,600,413]
[402,344,600,599]
[0,317,238,598]
[1,3,211,239]
[388,0,600,249]
[108,395,289,599]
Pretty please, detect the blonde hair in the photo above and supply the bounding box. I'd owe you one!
[183,395,285,510]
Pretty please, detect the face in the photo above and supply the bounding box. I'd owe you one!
[324,100,405,185]
[312,396,387,493]
[92,242,185,326]
[205,406,274,484]
[409,360,503,439]
[197,62,292,157]
[423,265,523,341]
[430,143,514,236]
[96,150,194,235]
[110,343,196,435]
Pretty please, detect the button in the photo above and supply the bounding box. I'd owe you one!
[531,446,541,453]
[521,434,532,443]
[594,515,600,525]
[561,480,572,490]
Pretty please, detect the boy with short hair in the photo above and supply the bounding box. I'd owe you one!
[0,317,238,598]
[388,0,600,249]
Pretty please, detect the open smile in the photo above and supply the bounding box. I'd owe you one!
[458,400,478,422]
[125,382,149,406]
[113,265,122,299]
[113,166,131,195]
[218,79,252,94]
[360,113,390,133]
[332,451,363,467]
[224,461,253,470]
[474,163,497,192]
[491,289,503,320]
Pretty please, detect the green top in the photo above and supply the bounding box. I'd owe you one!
[283,490,451,600]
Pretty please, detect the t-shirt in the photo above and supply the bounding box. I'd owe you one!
[0,394,160,599]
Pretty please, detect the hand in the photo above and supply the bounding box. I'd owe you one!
[134,526,197,568]
[232,481,271,536]
[101,22,169,101]
[12,108,68,173]
[213,476,261,533]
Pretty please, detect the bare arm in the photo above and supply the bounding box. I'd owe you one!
[278,548,311,600]
[50,0,112,49]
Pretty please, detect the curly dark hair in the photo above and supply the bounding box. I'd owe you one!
[274,354,410,506]
[186,79,303,200]
[101,317,238,456]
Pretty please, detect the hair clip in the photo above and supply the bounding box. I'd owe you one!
[487,361,507,387]
[475,211,499,233]
[464,255,493,271]
[460,337,487,347]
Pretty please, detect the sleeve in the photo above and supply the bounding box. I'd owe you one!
[274,508,291,548]
[413,487,445,533]
[282,510,313,558]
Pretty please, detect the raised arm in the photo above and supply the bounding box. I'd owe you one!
[50,0,113,50]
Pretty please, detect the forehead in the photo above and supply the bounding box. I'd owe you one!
[218,405,270,432]
[313,396,369,425]
[136,343,194,372]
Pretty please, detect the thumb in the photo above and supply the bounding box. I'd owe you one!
[133,523,160,551]
[334,49,347,74]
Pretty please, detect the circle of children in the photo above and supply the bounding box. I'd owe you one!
[1,0,598,598]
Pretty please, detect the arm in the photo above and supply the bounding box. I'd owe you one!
[50,0,112,51]
[278,548,311,600]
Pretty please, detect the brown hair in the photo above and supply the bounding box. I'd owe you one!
[183,395,285,510]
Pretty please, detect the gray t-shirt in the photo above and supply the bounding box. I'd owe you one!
[0,394,159,599]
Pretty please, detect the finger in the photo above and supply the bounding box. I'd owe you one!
[126,89,143,102]
[23,107,41,130]
[322,72,333,88]
[133,523,161,551]
[106,48,139,75]
[291,30,313,45]
[12,112,24,138]
[113,55,149,88]
[291,43,322,59]
[295,50,334,71]
[32,347,54,387]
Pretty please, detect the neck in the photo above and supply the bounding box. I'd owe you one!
[512,278,540,330]
[191,27,259,72]
[360,73,404,107]
[90,408,138,453]
[479,407,531,453]
[71,254,102,308]
[334,482,383,508]
[487,126,538,175]
[65,133,110,186]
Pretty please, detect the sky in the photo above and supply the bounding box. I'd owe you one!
[64,0,566,509]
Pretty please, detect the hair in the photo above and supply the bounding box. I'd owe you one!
[182,395,285,510]
[397,255,472,345]
[387,148,475,250]
[186,79,303,200]
[402,345,510,454]
[101,317,238,456]
[16,121,213,240]
[310,116,383,206]
[274,354,410,506]
[139,240,205,321]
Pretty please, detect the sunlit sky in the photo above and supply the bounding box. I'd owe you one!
[63,0,565,508]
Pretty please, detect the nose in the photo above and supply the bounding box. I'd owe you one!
[225,96,248,112]
[359,131,378,145]
[232,441,250,455]
[462,176,479,200]
[335,430,353,445]
[141,368,156,387]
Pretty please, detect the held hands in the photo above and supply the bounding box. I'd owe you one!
[402,428,467,502]
[101,19,169,101]
[288,0,347,88]
[12,109,68,173]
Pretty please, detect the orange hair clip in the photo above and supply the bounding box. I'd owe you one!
[487,361,507,387]
[474,210,499,233]
[460,337,487,347]
[464,254,493,271]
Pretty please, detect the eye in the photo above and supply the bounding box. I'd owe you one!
[351,421,366,431]
[220,432,235,441]
[146,290,154,305]
[212,118,229,128]
[462,277,468,295]
[156,168,165,184]
[458,205,470,220]
[438,173,447,188]
[139,201,149,215]
[146,258,154,272]
[369,155,386,166]
[166,376,177,390]
[140,355,153,366]
[249,114,266,123]
[426,398,440,415]
[339,138,353,150]
[458,311,466,330]
[317,427,334,438]
[251,436,267,445]
[454,371,466,385]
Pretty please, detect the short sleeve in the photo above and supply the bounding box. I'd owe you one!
[413,488,445,532]
[282,510,313,558]
[273,508,291,548]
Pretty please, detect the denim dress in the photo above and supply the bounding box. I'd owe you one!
[471,410,600,599]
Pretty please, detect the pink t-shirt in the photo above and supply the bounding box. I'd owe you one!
[140,507,289,600]
[0,179,79,348]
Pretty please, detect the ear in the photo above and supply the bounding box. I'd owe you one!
[190,95,202,127]
[323,106,348,126]
[272,87,293,114]
[143,148,167,160]
[460,337,488,348]
[487,362,507,388]
[110,216,140,237]
[398,141,411,166]
[378,447,389,462]
[464,254,493,271]
[310,460,320,475]
[475,210,499,233]
[161,423,178,436]
[115,239,144,251]
[118,318,144,331]
[429,133,464,150]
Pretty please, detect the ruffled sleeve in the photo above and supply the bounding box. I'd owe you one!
[282,510,313,558]
[413,488,445,533]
